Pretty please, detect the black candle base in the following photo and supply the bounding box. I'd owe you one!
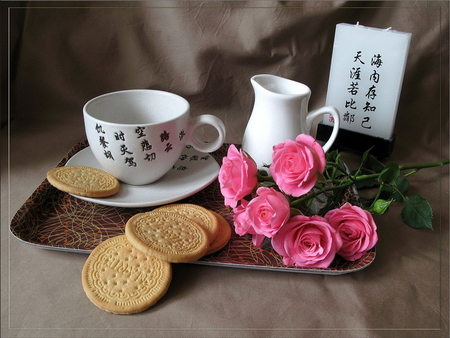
[316,122,395,161]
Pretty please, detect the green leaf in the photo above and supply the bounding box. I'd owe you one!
[355,179,379,189]
[290,208,303,217]
[259,181,276,188]
[355,148,373,176]
[380,184,394,198]
[380,162,400,184]
[316,172,326,183]
[366,154,385,173]
[305,197,314,208]
[392,176,410,201]
[361,147,373,163]
[258,169,269,177]
[379,177,410,201]
[324,152,347,180]
[326,150,340,162]
[401,194,433,230]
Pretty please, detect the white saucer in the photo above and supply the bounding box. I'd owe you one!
[65,146,220,208]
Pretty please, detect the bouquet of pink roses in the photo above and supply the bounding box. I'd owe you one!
[218,134,448,269]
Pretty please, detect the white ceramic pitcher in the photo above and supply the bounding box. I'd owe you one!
[242,74,340,169]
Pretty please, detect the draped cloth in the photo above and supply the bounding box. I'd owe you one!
[2,1,448,337]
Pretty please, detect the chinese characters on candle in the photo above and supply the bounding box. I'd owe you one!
[333,51,384,131]
[324,23,411,140]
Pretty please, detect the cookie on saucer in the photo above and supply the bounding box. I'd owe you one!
[47,166,120,197]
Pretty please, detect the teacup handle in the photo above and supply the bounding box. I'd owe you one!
[186,114,226,153]
[306,106,340,153]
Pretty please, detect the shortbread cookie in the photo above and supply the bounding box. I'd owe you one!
[155,204,219,243]
[205,211,232,256]
[81,235,172,314]
[125,211,209,263]
[47,166,120,197]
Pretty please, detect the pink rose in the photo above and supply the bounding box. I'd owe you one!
[219,144,258,208]
[246,187,290,239]
[272,215,342,268]
[325,203,378,261]
[232,200,254,236]
[270,134,326,197]
[232,201,263,247]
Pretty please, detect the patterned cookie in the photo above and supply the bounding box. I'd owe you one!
[47,166,120,197]
[81,235,172,314]
[205,211,232,256]
[125,211,209,263]
[155,204,220,243]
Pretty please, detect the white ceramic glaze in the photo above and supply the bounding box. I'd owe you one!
[84,89,225,185]
[242,74,340,169]
[66,146,220,207]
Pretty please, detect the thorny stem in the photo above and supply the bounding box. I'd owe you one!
[399,159,449,170]
[400,159,449,177]
[289,159,449,208]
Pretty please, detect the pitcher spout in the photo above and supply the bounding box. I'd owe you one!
[251,74,310,97]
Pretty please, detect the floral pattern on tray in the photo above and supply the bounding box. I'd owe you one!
[10,141,375,275]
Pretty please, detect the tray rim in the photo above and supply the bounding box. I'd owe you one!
[9,140,376,276]
[9,231,375,275]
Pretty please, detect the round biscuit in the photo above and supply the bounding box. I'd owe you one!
[125,211,209,263]
[47,166,120,197]
[155,204,219,243]
[81,235,172,314]
[205,211,232,256]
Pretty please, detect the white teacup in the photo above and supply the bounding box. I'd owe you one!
[83,90,226,185]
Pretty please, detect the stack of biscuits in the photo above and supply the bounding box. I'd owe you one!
[81,204,232,314]
[47,166,231,314]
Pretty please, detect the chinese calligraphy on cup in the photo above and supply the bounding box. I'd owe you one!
[84,90,226,185]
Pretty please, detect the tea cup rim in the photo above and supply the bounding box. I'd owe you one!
[83,89,190,126]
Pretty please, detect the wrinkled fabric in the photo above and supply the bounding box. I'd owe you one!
[2,1,449,337]
[8,1,448,146]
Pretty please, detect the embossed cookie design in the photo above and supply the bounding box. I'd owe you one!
[125,211,209,263]
[47,166,120,197]
[155,204,220,243]
[81,235,172,314]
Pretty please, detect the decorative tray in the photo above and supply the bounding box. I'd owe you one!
[10,141,375,275]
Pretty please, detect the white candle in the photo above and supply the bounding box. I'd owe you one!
[323,23,411,140]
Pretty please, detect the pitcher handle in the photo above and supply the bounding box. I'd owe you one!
[306,106,340,153]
